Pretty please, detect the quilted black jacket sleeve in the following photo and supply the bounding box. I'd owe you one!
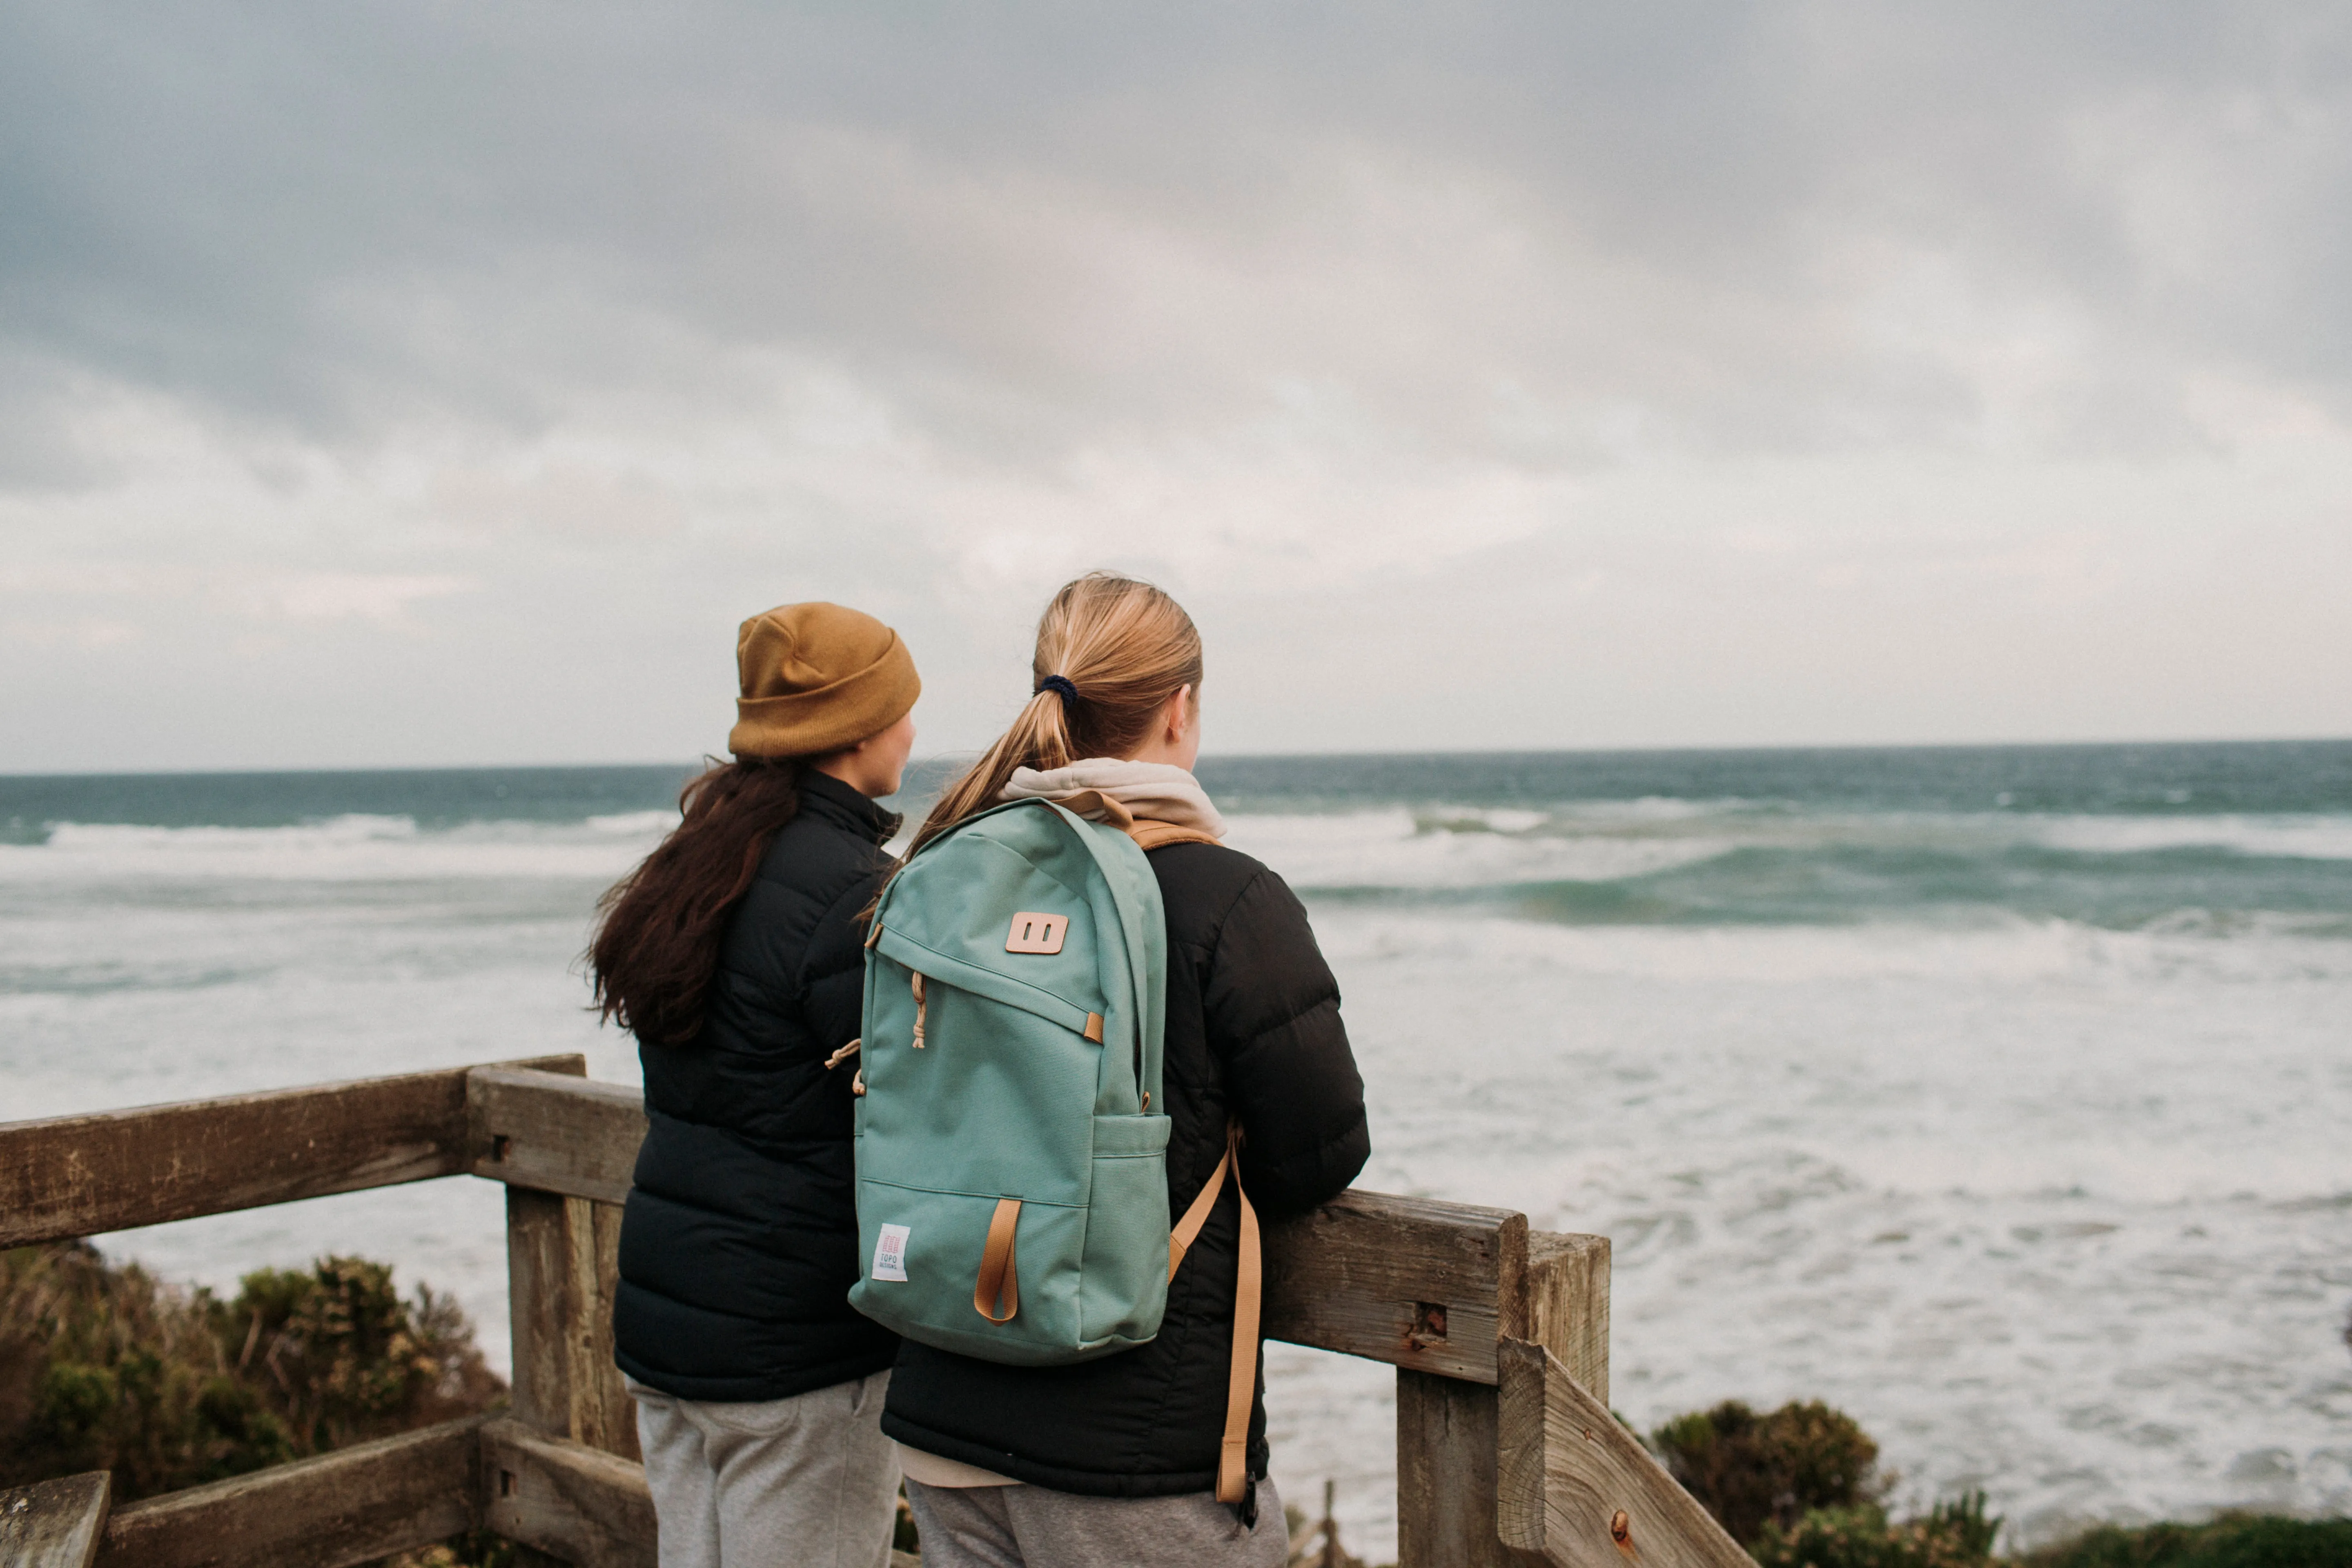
[1199,861,1371,1216]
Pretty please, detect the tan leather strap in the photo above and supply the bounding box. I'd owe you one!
[1129,820,1223,851]
[1219,1123,1261,1505]
[1167,1138,1230,1279]
[973,1197,1021,1323]
[1164,1123,1260,1505]
[1040,788,1135,829]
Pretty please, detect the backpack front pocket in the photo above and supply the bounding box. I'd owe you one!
[857,956,1102,1207]
[848,1177,1091,1366]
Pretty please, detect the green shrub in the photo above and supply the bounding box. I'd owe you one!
[209,1256,499,1454]
[1652,1399,1884,1545]
[2012,1513,2352,1568]
[382,1530,519,1568]
[1752,1492,1999,1568]
[0,1242,501,1502]
[0,1242,283,1495]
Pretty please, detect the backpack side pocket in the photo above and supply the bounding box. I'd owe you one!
[1077,1112,1173,1351]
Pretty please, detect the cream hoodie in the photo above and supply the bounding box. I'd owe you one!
[998,760,1226,840]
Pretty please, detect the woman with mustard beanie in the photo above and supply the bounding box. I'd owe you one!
[590,603,921,1568]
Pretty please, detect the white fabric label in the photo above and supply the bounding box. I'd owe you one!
[871,1224,911,1282]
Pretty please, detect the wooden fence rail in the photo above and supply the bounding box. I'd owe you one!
[0,1060,1746,1568]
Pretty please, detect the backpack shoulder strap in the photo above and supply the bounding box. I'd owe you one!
[1129,820,1222,852]
[1166,1122,1261,1507]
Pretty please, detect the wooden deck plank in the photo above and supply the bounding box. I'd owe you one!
[0,1056,584,1248]
[96,1414,487,1568]
[0,1471,111,1568]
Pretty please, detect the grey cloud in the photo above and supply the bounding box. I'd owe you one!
[7,0,2352,480]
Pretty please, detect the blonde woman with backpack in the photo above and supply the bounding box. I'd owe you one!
[871,572,1370,1567]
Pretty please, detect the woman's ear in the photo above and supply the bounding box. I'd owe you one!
[1167,684,1192,739]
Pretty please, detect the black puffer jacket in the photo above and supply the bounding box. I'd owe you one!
[880,841,1370,1496]
[613,771,902,1403]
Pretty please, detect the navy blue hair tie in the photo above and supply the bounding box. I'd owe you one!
[1034,674,1080,704]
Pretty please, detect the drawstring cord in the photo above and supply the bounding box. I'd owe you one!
[825,1037,865,1097]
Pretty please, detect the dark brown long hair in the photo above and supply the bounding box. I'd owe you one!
[906,571,1201,860]
[588,756,804,1047]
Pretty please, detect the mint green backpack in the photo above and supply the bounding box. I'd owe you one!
[848,795,1262,1500]
[852,800,1145,1348]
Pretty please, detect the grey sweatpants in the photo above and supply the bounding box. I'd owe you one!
[904,1476,1287,1568]
[628,1371,900,1568]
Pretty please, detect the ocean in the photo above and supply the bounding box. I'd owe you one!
[4,742,2349,1554]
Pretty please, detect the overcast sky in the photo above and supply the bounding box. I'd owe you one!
[4,2,2348,771]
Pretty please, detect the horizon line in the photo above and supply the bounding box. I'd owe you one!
[5,732,2350,780]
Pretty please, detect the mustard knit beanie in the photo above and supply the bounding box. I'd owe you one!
[728,602,920,758]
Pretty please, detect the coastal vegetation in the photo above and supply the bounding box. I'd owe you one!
[2009,1515,2352,1568]
[5,1241,2343,1567]
[0,1238,506,1568]
[1651,1398,1887,1544]
[1648,1399,2349,1568]
[0,1240,500,1499]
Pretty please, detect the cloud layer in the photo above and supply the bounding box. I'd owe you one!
[4,2,2348,768]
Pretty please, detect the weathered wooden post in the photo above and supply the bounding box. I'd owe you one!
[470,1063,657,1567]
[1393,1225,1612,1566]
[501,1188,638,1460]
[1492,1240,1750,1568]
[1496,1336,1753,1568]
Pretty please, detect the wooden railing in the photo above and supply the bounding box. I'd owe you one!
[0,1058,1748,1568]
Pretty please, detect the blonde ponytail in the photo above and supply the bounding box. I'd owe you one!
[907,572,1203,858]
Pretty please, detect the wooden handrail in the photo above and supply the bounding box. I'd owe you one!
[468,1066,641,1205]
[0,1055,585,1249]
[1499,1338,1751,1568]
[0,1472,111,1568]
[0,1062,1604,1385]
[481,1419,654,1568]
[0,1062,1695,1568]
[98,1415,489,1568]
[464,1065,1607,1386]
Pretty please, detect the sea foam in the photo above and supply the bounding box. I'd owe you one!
[3,814,666,884]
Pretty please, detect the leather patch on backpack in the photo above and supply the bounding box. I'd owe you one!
[1005,911,1067,954]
